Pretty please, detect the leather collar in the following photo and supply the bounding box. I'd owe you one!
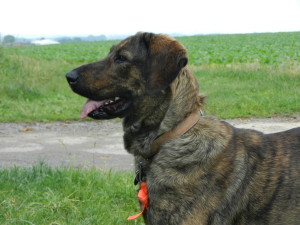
[142,110,201,159]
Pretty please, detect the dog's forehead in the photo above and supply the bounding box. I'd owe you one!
[109,35,145,58]
[109,39,130,53]
[117,35,142,50]
[117,39,130,49]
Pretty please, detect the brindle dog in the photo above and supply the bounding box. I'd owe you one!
[66,32,300,225]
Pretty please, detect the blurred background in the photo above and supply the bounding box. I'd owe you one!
[0,0,299,121]
[1,0,300,43]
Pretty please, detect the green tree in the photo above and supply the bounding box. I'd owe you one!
[2,35,16,45]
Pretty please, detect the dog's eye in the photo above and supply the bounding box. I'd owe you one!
[114,55,127,63]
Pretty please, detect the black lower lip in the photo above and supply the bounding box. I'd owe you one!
[88,99,132,120]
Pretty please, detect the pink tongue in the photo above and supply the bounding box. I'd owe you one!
[80,99,105,119]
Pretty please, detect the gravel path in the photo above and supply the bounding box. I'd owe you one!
[0,117,299,171]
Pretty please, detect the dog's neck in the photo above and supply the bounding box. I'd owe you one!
[122,67,204,157]
[158,67,204,134]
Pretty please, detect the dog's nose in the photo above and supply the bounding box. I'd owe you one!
[66,70,79,84]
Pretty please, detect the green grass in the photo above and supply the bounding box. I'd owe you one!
[194,64,300,118]
[1,32,300,122]
[0,163,144,225]
[0,54,83,122]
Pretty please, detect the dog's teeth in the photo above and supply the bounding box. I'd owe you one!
[104,98,120,106]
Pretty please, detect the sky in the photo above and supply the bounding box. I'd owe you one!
[1,0,300,38]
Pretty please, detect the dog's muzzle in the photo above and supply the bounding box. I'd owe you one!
[65,70,132,120]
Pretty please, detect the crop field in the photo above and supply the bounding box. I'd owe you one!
[3,32,300,65]
[1,31,300,121]
[177,32,300,65]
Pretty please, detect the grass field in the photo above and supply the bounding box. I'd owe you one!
[0,163,144,225]
[1,32,300,122]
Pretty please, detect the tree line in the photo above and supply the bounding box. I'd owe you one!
[0,34,108,45]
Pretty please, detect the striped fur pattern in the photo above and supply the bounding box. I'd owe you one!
[66,32,300,225]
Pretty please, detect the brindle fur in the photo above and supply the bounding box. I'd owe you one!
[66,32,300,225]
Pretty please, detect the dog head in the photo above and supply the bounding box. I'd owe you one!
[66,32,188,120]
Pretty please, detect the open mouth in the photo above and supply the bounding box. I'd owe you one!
[80,96,132,120]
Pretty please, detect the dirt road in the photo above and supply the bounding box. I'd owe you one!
[0,117,299,171]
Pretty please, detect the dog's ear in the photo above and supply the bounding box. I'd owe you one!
[141,33,188,95]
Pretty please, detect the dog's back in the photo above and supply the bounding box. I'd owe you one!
[230,126,300,224]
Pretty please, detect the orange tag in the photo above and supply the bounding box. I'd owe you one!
[127,182,148,220]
